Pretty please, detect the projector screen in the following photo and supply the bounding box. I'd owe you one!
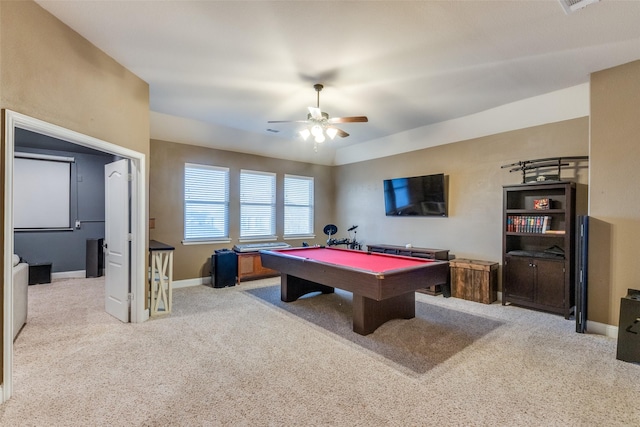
[14,154,73,229]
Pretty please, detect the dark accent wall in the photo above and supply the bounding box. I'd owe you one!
[14,134,116,272]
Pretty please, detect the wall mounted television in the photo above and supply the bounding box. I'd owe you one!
[383,173,448,217]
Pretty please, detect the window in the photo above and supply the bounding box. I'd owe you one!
[240,170,276,239]
[184,163,229,242]
[284,174,314,237]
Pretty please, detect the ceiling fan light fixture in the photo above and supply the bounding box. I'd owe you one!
[326,127,338,140]
[268,83,368,149]
[311,124,323,137]
[299,128,311,140]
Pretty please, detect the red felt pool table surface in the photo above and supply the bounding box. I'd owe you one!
[260,246,449,335]
[277,246,431,273]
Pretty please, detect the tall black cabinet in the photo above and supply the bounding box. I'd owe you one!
[502,181,578,319]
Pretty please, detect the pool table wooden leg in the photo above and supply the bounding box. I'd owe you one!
[281,274,334,302]
[352,292,415,335]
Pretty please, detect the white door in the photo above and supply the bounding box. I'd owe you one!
[104,159,130,322]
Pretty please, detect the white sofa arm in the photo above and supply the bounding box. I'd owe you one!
[13,262,29,340]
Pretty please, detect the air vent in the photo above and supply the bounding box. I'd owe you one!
[558,0,600,14]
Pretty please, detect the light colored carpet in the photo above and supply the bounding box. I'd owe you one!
[0,276,639,426]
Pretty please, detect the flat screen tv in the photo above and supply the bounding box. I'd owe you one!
[383,173,447,217]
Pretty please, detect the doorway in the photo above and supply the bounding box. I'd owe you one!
[2,110,147,402]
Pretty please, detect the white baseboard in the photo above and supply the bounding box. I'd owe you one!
[586,320,618,338]
[173,276,212,289]
[496,292,617,338]
[52,270,87,280]
[51,271,212,288]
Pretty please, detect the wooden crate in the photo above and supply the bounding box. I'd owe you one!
[450,258,498,304]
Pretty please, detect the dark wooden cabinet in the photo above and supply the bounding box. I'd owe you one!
[504,256,565,310]
[502,181,579,319]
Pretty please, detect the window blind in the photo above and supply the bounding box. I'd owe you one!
[284,174,314,236]
[184,163,229,241]
[240,170,275,239]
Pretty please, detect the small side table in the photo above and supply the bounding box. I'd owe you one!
[149,240,174,315]
[450,258,498,304]
[29,262,52,285]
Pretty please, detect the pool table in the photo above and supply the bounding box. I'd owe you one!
[259,246,449,335]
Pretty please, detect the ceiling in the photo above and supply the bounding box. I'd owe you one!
[35,1,640,164]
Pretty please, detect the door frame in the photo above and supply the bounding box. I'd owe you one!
[1,109,148,402]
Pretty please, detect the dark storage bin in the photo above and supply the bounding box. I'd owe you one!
[211,249,237,288]
[617,289,640,363]
[29,262,52,285]
[86,238,104,278]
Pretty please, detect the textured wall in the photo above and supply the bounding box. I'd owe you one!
[590,60,640,326]
[0,1,149,153]
[334,118,589,285]
[0,0,150,381]
[149,139,334,281]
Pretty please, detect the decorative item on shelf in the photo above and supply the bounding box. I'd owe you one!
[534,198,550,210]
[543,230,566,235]
[506,215,551,233]
[500,156,589,183]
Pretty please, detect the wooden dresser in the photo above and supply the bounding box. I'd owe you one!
[235,251,280,283]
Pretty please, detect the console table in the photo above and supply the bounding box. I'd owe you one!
[235,251,280,283]
[149,240,174,315]
[366,244,450,295]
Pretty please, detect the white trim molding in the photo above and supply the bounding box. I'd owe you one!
[173,276,212,289]
[586,320,618,339]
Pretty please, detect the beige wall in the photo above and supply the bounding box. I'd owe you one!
[0,1,150,382]
[149,139,334,281]
[334,118,589,282]
[589,60,640,326]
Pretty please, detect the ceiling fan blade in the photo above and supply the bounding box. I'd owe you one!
[308,107,323,120]
[328,116,369,124]
[334,127,349,138]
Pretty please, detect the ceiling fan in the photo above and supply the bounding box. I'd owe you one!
[268,84,368,143]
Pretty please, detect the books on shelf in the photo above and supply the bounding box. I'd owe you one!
[507,215,560,234]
